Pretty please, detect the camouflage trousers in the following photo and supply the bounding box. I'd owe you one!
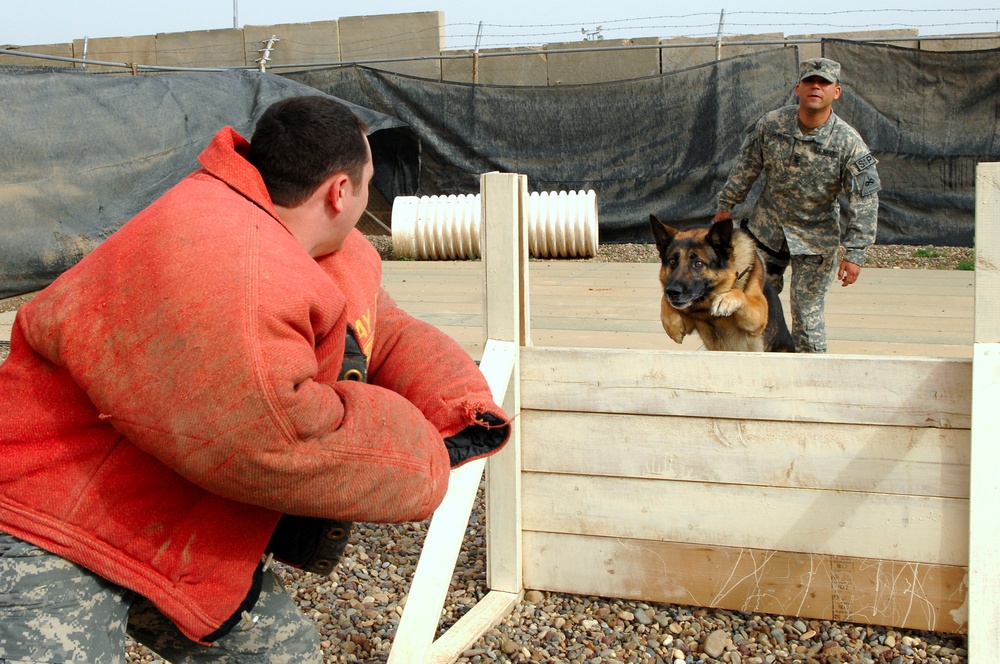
[0,532,322,663]
[755,242,838,354]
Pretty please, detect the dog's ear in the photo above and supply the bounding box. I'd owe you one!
[707,216,733,251]
[649,215,678,254]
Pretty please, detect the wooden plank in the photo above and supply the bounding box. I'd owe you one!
[969,345,1000,658]
[386,341,514,663]
[520,346,972,428]
[387,457,487,664]
[520,410,970,499]
[518,176,532,348]
[426,590,522,664]
[968,162,1000,660]
[482,172,522,345]
[825,341,970,359]
[481,173,524,596]
[522,531,968,634]
[521,472,969,566]
[974,163,1000,343]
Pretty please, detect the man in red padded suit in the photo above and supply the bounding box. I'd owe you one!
[0,95,510,662]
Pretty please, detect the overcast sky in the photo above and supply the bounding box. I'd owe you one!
[5,1,998,49]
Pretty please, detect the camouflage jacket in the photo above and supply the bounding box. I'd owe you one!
[717,105,880,265]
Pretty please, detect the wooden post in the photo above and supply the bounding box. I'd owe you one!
[386,172,528,663]
[481,172,526,594]
[969,162,1000,659]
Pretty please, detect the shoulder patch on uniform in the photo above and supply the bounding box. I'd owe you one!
[857,169,881,197]
[852,153,877,171]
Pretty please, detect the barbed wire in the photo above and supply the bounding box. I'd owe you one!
[442,8,999,49]
[5,8,996,66]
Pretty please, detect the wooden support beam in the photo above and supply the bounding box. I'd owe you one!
[969,162,1000,659]
[387,171,528,664]
[386,340,515,663]
[523,531,967,633]
[426,590,522,663]
[520,346,971,428]
[481,172,526,596]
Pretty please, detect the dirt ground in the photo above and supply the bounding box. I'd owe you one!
[0,240,975,361]
[368,235,975,270]
[0,241,975,319]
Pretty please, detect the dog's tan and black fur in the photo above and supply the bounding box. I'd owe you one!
[649,215,795,352]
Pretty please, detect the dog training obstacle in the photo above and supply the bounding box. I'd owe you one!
[390,189,598,260]
[386,169,999,662]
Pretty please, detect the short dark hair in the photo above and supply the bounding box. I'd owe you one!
[248,96,369,208]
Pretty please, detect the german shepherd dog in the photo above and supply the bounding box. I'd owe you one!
[649,215,795,352]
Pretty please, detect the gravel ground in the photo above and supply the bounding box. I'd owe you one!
[130,484,968,664]
[0,242,973,662]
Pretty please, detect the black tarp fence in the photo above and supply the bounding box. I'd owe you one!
[2,40,998,297]
[0,68,419,299]
[286,39,1000,247]
[285,48,800,244]
[824,39,1000,247]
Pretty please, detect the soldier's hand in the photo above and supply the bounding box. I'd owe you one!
[712,211,731,224]
[838,260,860,287]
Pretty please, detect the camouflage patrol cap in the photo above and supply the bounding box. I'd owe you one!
[799,58,840,83]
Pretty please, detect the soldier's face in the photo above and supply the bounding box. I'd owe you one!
[795,76,841,112]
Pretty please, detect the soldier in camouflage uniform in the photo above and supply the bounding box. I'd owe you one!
[0,97,510,661]
[714,57,881,353]
[0,531,319,663]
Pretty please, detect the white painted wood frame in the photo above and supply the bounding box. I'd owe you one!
[387,173,527,663]
[388,166,998,661]
[969,162,999,660]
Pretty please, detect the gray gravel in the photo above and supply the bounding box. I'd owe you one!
[125,481,968,663]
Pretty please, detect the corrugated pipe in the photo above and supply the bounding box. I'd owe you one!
[391,190,598,260]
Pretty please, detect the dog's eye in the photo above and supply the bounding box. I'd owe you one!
[667,258,678,267]
[692,260,705,268]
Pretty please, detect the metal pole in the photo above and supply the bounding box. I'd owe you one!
[233,0,239,29]
[473,21,483,84]
[715,9,726,61]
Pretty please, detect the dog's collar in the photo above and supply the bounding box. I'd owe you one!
[735,264,752,288]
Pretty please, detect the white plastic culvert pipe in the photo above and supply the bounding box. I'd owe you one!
[390,190,599,260]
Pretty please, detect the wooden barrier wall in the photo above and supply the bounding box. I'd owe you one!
[519,347,971,633]
[387,167,998,661]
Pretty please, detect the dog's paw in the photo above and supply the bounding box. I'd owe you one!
[661,318,686,343]
[711,290,745,317]
[665,327,686,344]
[660,314,687,343]
[660,298,688,344]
